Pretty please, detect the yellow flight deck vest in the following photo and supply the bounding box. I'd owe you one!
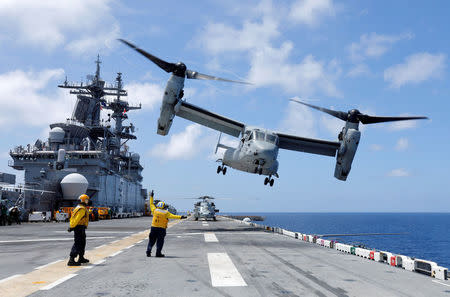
[69,205,89,228]
[149,195,181,228]
[152,208,169,228]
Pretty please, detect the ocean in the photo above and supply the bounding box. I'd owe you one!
[226,212,450,268]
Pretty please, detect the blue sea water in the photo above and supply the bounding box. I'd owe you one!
[227,212,450,268]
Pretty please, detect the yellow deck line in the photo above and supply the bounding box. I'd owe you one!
[0,219,182,297]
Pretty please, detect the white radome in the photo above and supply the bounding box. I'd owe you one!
[60,173,89,200]
[49,127,65,143]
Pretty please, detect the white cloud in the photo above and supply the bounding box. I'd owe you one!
[395,138,409,151]
[279,100,317,137]
[248,45,342,97]
[384,53,446,88]
[289,0,335,26]
[0,0,119,54]
[387,168,410,177]
[388,115,421,131]
[126,82,164,111]
[320,114,342,136]
[369,144,383,151]
[349,32,413,61]
[0,69,73,130]
[195,0,341,97]
[198,18,279,55]
[347,63,370,77]
[149,124,216,160]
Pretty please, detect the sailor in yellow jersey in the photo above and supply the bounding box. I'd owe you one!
[67,194,90,266]
[146,190,186,257]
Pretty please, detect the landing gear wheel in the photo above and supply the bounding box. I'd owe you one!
[264,177,269,185]
[222,167,227,175]
[217,166,222,174]
[269,179,274,187]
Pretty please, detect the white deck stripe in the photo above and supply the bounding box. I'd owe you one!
[0,274,23,284]
[0,237,114,243]
[204,233,219,242]
[35,259,63,270]
[207,253,247,287]
[54,231,133,234]
[433,280,450,287]
[94,244,106,249]
[83,259,106,269]
[94,259,106,265]
[125,244,135,249]
[110,240,120,244]
[40,274,77,290]
[110,250,123,257]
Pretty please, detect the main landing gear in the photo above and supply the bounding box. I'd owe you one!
[264,176,275,187]
[217,165,227,175]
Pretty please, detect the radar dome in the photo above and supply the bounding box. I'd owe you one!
[243,217,251,223]
[60,173,88,200]
[49,127,65,143]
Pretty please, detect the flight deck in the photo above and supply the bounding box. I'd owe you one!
[0,216,449,296]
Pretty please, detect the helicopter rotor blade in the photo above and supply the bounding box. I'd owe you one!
[290,99,348,121]
[186,70,251,84]
[358,114,428,124]
[118,39,177,73]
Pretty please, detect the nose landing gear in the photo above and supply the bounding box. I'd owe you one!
[264,176,275,187]
[217,165,227,175]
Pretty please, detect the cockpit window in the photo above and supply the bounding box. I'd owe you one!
[255,131,265,140]
[248,132,253,140]
[266,134,278,144]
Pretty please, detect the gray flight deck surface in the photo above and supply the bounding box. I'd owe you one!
[1,217,449,296]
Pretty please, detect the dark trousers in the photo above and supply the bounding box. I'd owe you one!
[147,226,166,255]
[70,225,86,258]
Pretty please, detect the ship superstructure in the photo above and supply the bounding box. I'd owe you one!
[8,57,147,215]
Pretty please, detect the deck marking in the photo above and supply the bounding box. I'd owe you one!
[0,237,114,244]
[125,244,135,249]
[83,259,106,269]
[432,280,450,287]
[110,240,120,244]
[54,231,133,234]
[35,260,63,270]
[0,274,23,284]
[204,233,219,242]
[207,253,247,287]
[110,250,123,257]
[94,244,106,249]
[40,274,77,290]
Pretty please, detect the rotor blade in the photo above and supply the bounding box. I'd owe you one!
[358,115,428,124]
[290,99,348,121]
[118,39,176,73]
[186,69,251,84]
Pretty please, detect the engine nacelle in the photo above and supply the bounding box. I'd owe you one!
[157,75,185,135]
[334,128,361,181]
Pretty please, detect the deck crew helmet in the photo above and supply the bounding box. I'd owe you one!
[78,194,90,204]
[156,201,165,209]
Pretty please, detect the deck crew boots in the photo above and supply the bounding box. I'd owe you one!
[155,253,165,258]
[78,256,89,264]
[67,257,81,266]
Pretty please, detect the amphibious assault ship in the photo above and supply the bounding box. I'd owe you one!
[7,57,147,216]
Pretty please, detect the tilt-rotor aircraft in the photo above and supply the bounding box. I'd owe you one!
[119,39,428,186]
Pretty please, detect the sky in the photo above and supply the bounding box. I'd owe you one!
[0,0,449,212]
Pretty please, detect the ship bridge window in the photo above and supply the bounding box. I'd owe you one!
[255,131,265,140]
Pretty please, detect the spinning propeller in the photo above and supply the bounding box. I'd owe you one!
[118,39,250,84]
[290,99,428,124]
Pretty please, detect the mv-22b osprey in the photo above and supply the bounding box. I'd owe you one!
[119,39,427,187]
